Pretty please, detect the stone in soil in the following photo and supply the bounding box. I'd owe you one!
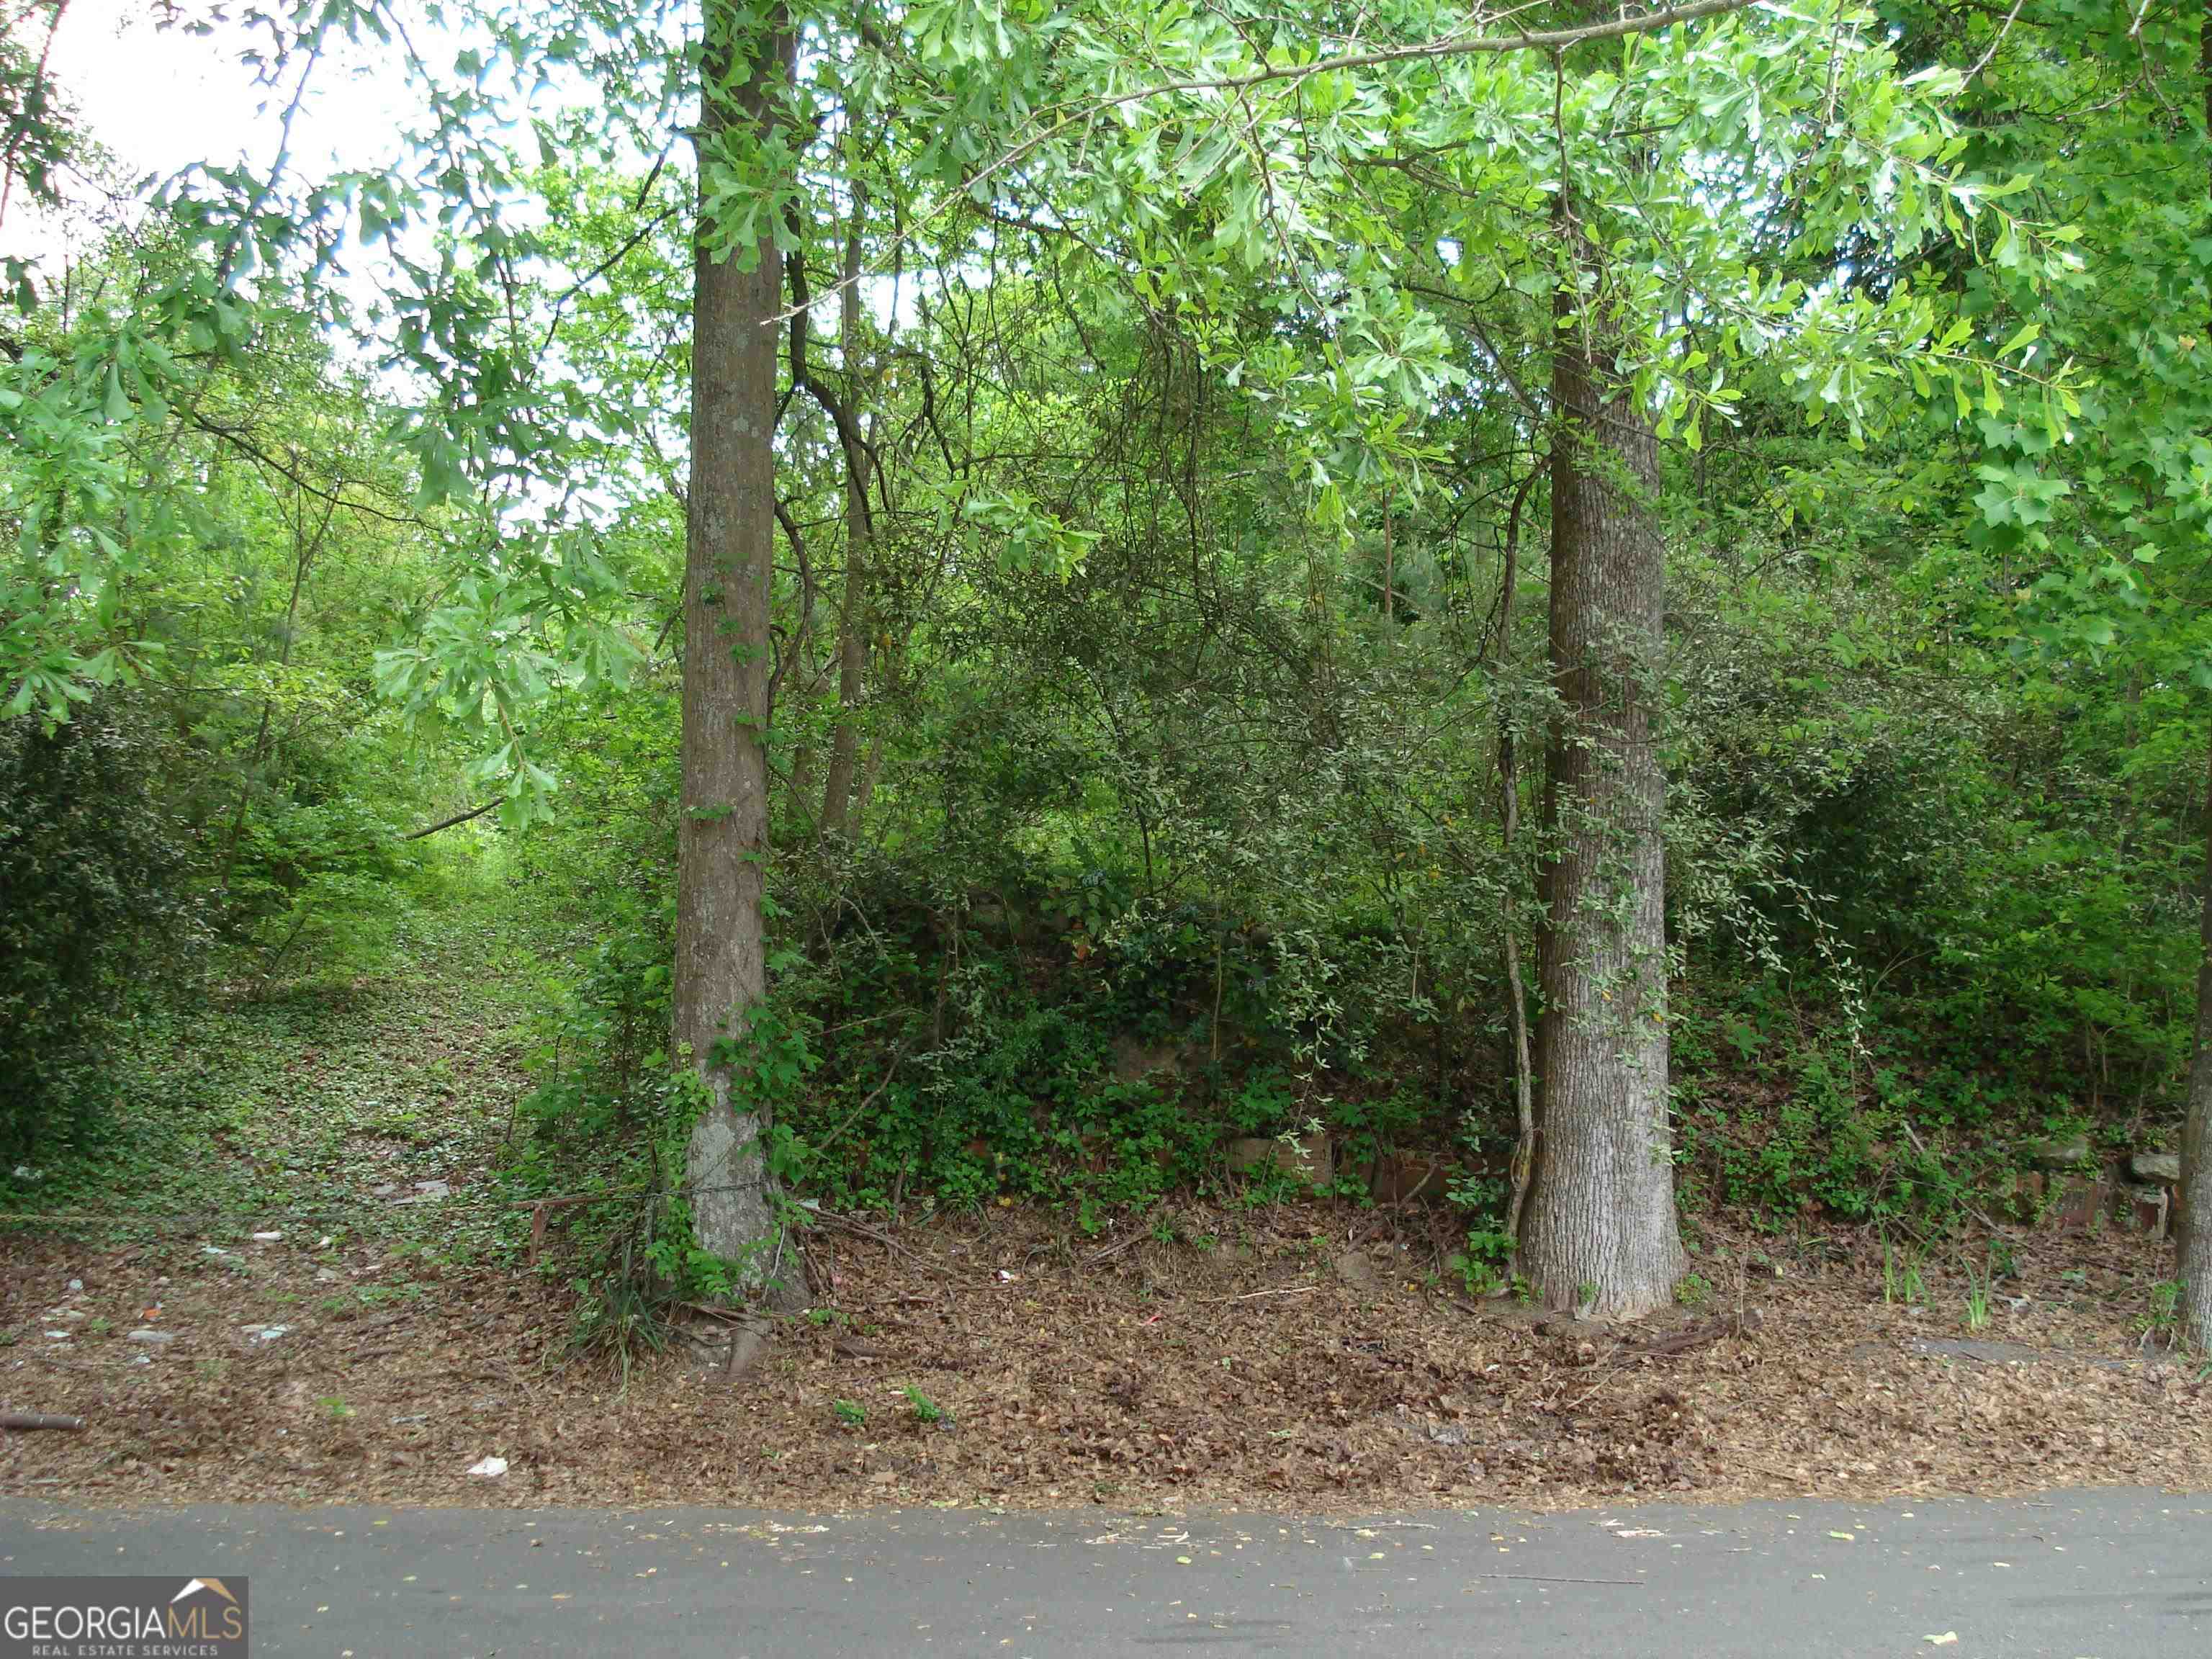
[1333,1252,1384,1295]
[2033,1135,2094,1170]
[2130,1151,2180,1185]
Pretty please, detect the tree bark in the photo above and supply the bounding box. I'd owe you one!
[2175,0,2212,1354]
[675,0,794,1288]
[2180,733,2212,1346]
[819,193,871,840]
[1519,248,1687,1319]
[853,732,881,827]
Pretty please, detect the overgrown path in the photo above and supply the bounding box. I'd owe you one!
[4,1488,2207,1656]
[0,899,541,1254]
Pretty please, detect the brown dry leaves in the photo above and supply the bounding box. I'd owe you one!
[1,1213,2205,1515]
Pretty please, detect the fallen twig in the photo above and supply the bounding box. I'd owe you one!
[1196,1283,1321,1305]
[1087,1228,1153,1268]
[0,1411,86,1431]
[1622,1313,1744,1358]
[1559,1362,1632,1416]
[503,1190,649,1209]
[1475,1573,1640,1586]
[806,1208,943,1273]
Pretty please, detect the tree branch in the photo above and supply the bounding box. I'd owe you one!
[183,408,424,526]
[403,800,499,840]
[783,233,880,541]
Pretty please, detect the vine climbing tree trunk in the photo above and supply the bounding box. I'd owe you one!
[674,0,796,1290]
[1489,468,1541,1274]
[820,188,871,840]
[1518,222,1688,1318]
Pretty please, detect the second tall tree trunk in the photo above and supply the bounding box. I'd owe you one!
[2179,734,2212,1345]
[675,0,795,1287]
[2172,0,2212,1355]
[1519,269,1688,1319]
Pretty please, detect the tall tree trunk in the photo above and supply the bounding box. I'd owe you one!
[819,193,871,840]
[1519,251,1687,1320]
[675,0,794,1286]
[2180,737,2212,1345]
[2177,0,2212,1354]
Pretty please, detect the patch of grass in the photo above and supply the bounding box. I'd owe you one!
[2139,1279,2183,1348]
[832,1398,868,1427]
[1961,1258,1992,1333]
[1882,1239,1925,1305]
[569,1271,675,1388]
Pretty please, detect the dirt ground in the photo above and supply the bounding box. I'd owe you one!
[2,1205,2206,1514]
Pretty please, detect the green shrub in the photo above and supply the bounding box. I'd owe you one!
[0,701,200,1159]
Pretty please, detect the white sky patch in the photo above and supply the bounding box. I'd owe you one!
[8,0,418,271]
[53,0,275,179]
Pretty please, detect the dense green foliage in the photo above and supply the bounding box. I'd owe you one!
[0,698,198,1157]
[4,0,2209,1317]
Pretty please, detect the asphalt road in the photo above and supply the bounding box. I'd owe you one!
[2,1488,2206,1657]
